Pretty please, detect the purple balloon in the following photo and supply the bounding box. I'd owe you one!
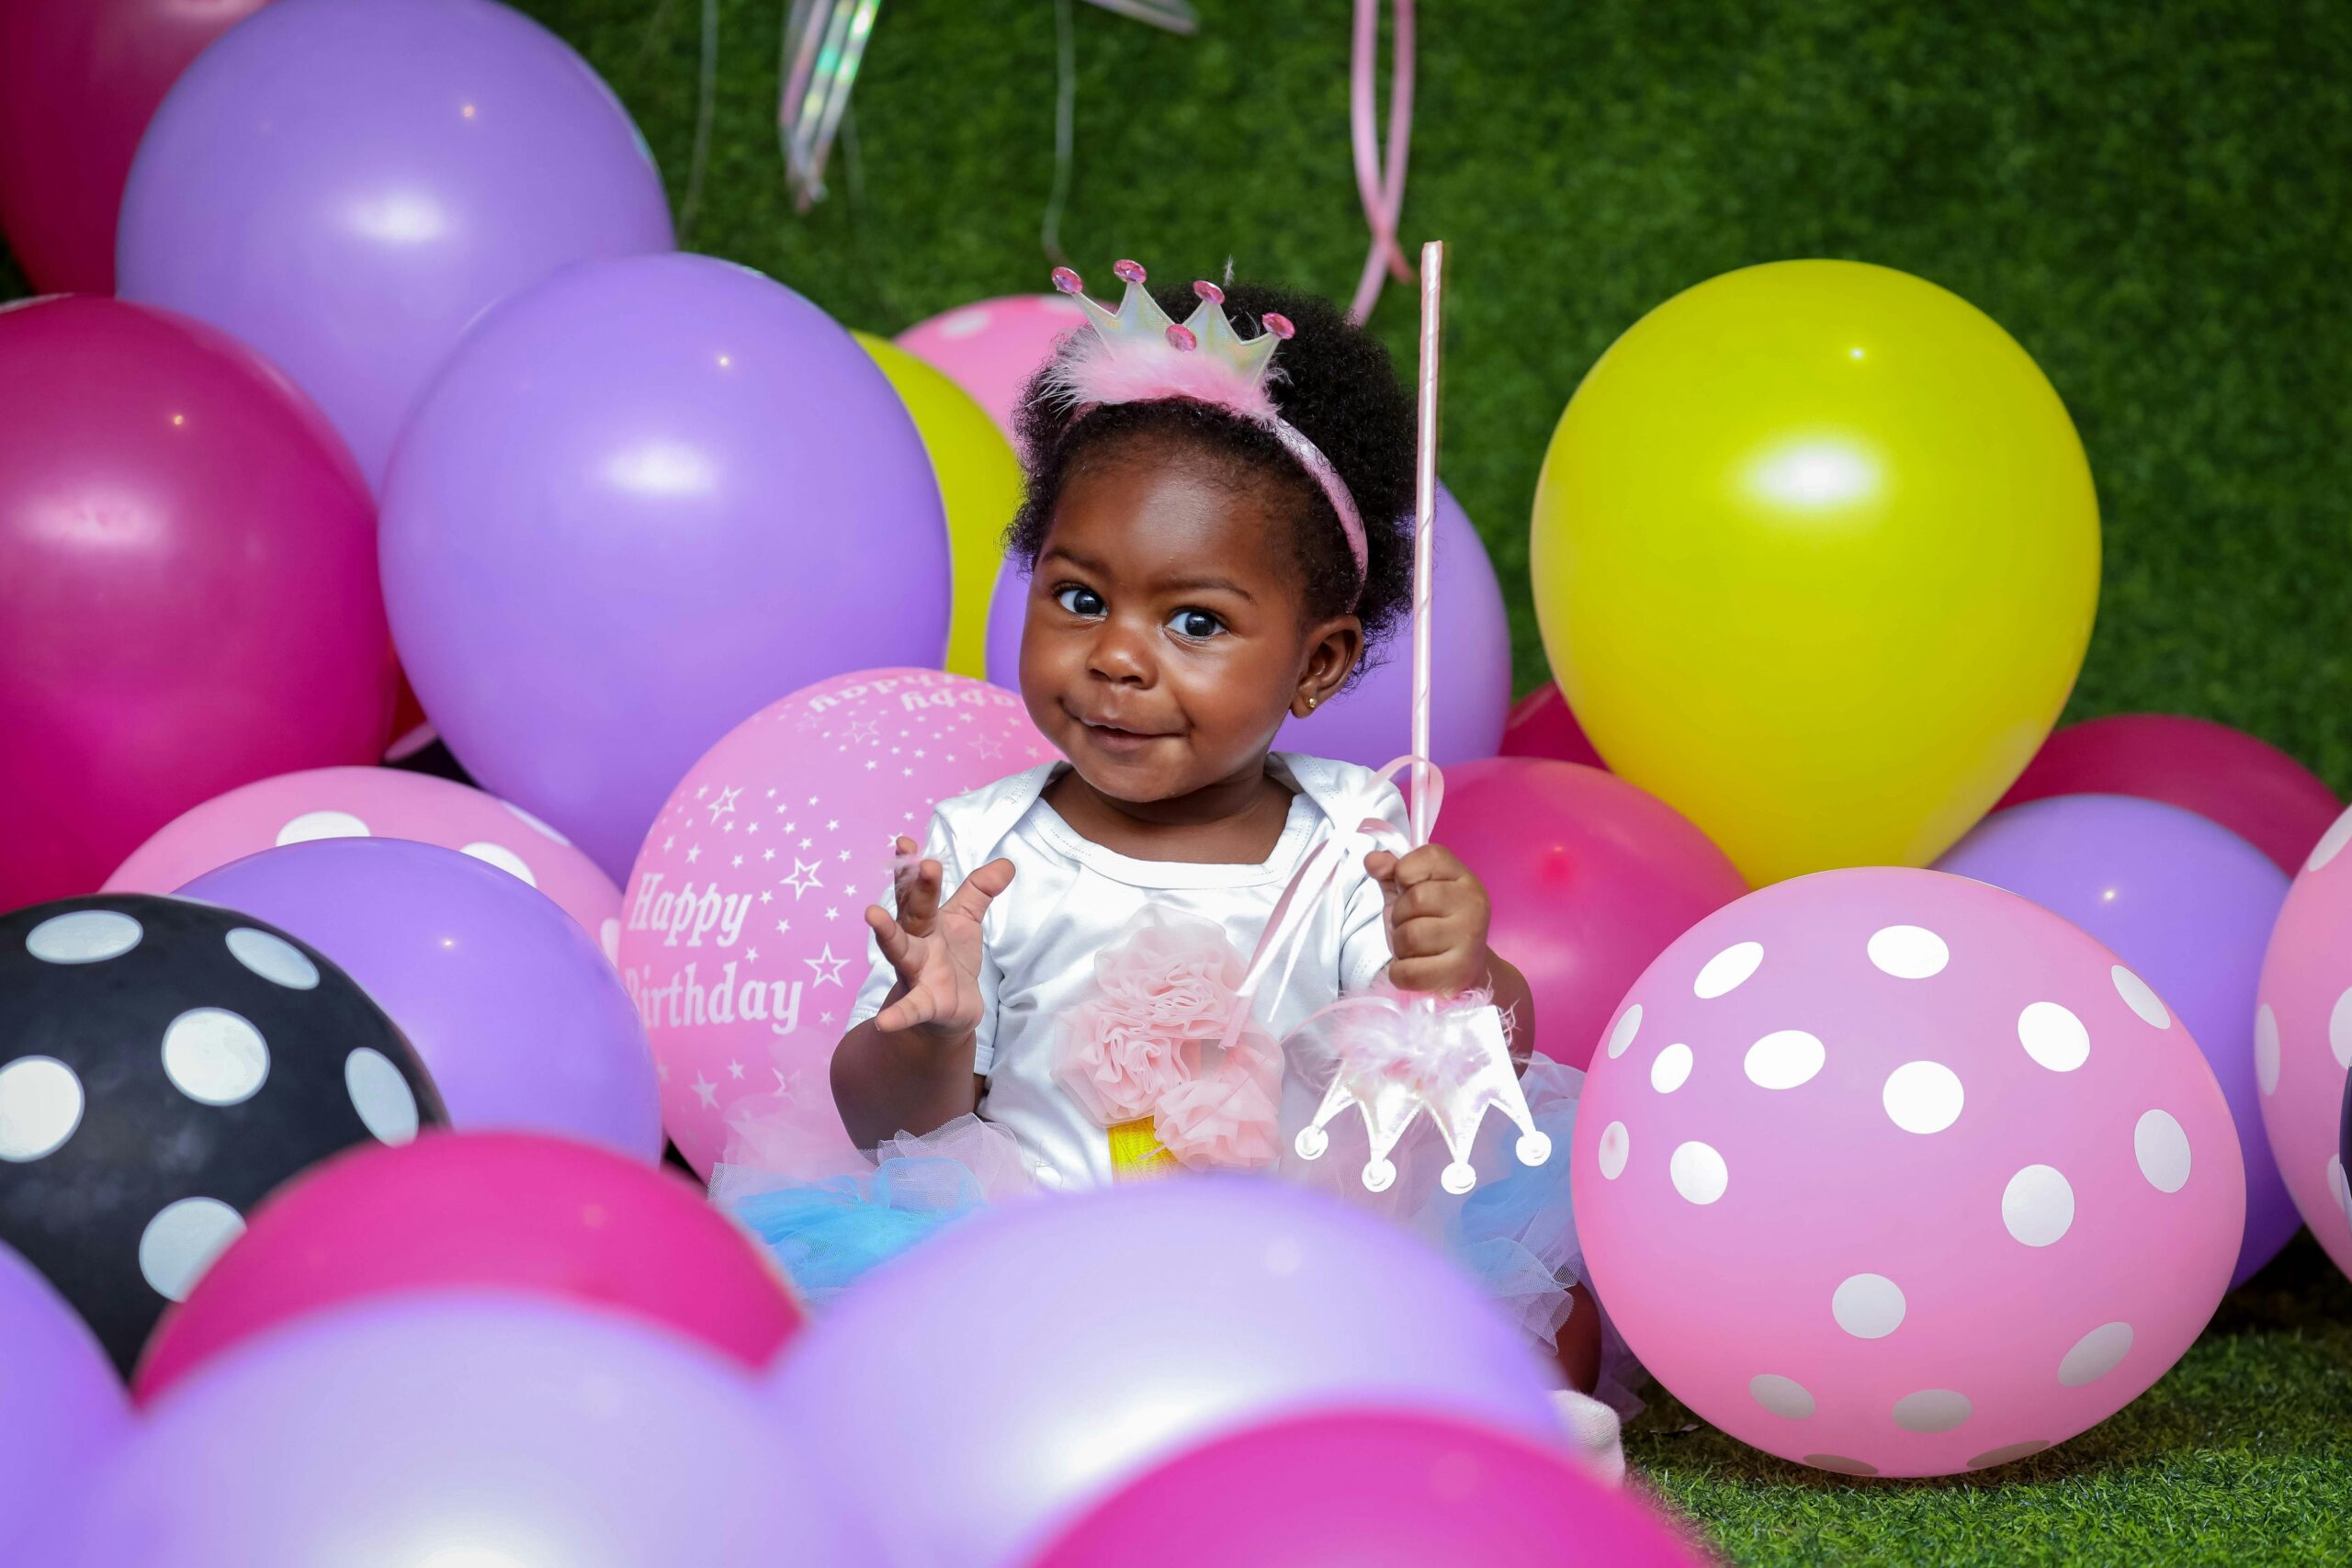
[381,253,951,877]
[765,1179,1562,1568]
[118,0,673,491]
[1937,794,2295,1284]
[181,839,662,1163]
[0,1243,128,1559]
[985,484,1511,769]
[40,1293,867,1567]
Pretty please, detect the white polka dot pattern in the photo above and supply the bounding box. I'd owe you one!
[26,910,142,964]
[0,1057,84,1161]
[1650,1043,1693,1094]
[2001,1165,2075,1247]
[1571,867,2246,1478]
[1831,1274,1905,1339]
[2017,1001,2089,1072]
[1694,942,1764,998]
[1882,1061,1963,1134]
[1867,925,1949,978]
[224,928,319,990]
[345,1048,421,1145]
[1605,1004,1643,1059]
[1744,1030,1825,1090]
[2057,1322,2132,1387]
[1750,1373,1815,1419]
[460,840,537,886]
[2110,966,2170,1029]
[1668,1141,1727,1204]
[137,1196,244,1301]
[2132,1110,2191,1194]
[160,1009,271,1106]
[275,809,369,845]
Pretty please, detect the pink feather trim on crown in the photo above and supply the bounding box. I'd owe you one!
[1038,337,1280,424]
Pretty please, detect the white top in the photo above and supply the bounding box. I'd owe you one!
[849,753,1400,1186]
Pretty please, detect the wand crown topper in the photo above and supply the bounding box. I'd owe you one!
[1046,260,1366,586]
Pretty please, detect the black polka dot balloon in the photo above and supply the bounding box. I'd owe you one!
[0,895,445,1375]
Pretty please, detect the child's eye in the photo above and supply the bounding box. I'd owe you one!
[1166,607,1226,640]
[1055,585,1105,617]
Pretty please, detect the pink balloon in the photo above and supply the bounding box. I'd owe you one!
[988,485,1511,770]
[1573,867,2244,1479]
[0,297,394,910]
[0,0,269,294]
[134,1131,804,1404]
[1999,713,2340,877]
[896,292,1087,438]
[107,765,621,956]
[1440,760,1746,1070]
[2254,806,2352,1283]
[1024,1408,1699,1568]
[619,669,1055,1175]
[1501,682,1607,770]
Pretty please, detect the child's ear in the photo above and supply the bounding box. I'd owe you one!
[1290,616,1363,718]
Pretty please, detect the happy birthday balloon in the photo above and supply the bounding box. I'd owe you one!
[620,669,1051,1175]
[1532,261,2099,884]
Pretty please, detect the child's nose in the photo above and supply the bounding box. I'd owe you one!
[1086,615,1154,685]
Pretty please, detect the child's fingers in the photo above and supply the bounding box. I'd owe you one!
[1392,843,1467,886]
[866,904,920,976]
[898,858,944,935]
[943,856,1016,922]
[1387,912,1474,962]
[872,986,937,1034]
[1363,849,1400,886]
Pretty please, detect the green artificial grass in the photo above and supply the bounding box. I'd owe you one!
[6,1,2347,1561]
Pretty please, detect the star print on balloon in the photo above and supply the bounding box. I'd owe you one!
[0,896,445,1374]
[620,669,1051,1176]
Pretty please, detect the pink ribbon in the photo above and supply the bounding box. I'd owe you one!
[1347,0,1418,324]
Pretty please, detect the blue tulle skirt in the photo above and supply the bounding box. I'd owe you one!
[712,1059,1589,1348]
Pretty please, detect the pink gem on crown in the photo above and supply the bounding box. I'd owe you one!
[1051,260,1284,392]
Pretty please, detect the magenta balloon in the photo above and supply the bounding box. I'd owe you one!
[380,253,951,879]
[0,1243,129,1560]
[116,0,674,490]
[0,0,268,293]
[0,296,394,910]
[41,1294,867,1567]
[1440,759,1748,1071]
[1937,795,2294,1284]
[181,840,662,1162]
[1025,1408,1698,1568]
[987,484,1510,769]
[765,1179,1562,1568]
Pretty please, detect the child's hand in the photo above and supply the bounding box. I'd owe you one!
[865,837,1015,1046]
[1365,843,1492,997]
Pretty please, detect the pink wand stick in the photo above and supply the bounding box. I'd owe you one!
[1408,239,1444,846]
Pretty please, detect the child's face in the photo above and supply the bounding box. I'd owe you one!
[1019,454,1362,806]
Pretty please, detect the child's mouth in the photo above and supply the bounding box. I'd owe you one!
[1072,713,1169,754]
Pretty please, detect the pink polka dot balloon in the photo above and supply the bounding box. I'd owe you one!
[620,669,1052,1176]
[105,767,621,957]
[1573,867,2244,1479]
[2255,806,2352,1280]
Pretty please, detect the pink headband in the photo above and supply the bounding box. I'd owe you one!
[1046,262,1369,593]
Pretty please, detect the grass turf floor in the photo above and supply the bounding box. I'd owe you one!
[5,1,2347,1560]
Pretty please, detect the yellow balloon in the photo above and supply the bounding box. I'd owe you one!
[1531,261,2099,884]
[855,332,1024,678]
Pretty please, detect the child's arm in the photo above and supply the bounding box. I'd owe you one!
[830,840,1014,1147]
[1364,845,1538,1059]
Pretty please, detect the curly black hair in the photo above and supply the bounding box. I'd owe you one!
[1004,279,1416,675]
